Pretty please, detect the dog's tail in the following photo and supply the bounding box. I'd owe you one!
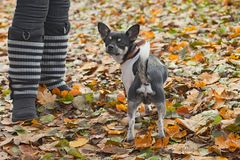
[138,41,150,84]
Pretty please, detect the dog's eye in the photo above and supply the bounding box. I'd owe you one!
[117,38,121,42]
[109,36,112,40]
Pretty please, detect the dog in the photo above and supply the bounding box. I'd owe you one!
[98,22,168,141]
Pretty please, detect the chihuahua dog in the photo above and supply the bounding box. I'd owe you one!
[98,22,168,141]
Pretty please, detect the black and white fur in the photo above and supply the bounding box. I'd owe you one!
[98,22,168,141]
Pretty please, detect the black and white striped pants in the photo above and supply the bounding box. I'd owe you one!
[8,0,70,99]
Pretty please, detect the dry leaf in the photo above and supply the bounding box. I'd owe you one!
[134,131,153,149]
[37,89,56,106]
[69,137,89,148]
[116,104,127,112]
[154,137,169,149]
[176,110,219,133]
[199,72,220,85]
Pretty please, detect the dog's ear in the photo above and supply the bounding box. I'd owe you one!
[98,22,111,39]
[126,24,140,41]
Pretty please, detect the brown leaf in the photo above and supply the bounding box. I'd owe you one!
[37,88,56,105]
[176,110,219,133]
[215,133,240,152]
[153,137,169,149]
[198,72,220,85]
[134,131,153,149]
[166,141,205,156]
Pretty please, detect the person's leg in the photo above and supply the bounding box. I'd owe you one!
[8,0,48,122]
[40,0,71,91]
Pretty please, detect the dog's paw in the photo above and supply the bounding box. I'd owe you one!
[127,132,135,142]
[158,131,165,138]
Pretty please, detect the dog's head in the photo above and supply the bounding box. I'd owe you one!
[98,22,140,63]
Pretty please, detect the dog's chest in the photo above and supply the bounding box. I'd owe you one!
[120,54,139,95]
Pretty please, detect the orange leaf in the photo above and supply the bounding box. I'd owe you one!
[154,137,169,149]
[166,125,180,137]
[52,88,61,96]
[138,15,145,24]
[117,93,126,103]
[107,130,125,135]
[192,52,205,63]
[150,8,162,16]
[69,89,81,96]
[64,118,78,123]
[215,133,240,152]
[72,84,81,90]
[236,47,240,53]
[138,104,145,113]
[234,26,240,34]
[178,41,189,48]
[61,90,69,97]
[134,131,153,149]
[168,53,179,61]
[194,81,206,88]
[176,106,190,116]
[141,31,155,40]
[116,104,127,112]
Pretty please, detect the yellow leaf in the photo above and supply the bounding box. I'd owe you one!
[69,137,89,148]
[194,81,206,88]
[183,25,197,33]
[229,53,239,60]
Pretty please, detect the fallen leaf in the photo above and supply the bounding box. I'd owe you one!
[69,137,89,148]
[176,110,219,133]
[199,72,220,85]
[154,137,169,149]
[134,131,153,149]
[116,104,127,112]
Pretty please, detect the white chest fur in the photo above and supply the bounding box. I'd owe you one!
[120,54,140,95]
[120,42,150,96]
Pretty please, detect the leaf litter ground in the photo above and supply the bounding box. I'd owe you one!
[0,0,240,159]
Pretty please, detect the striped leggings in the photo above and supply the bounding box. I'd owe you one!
[8,0,70,99]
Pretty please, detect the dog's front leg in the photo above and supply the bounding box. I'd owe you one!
[156,102,166,138]
[127,101,138,141]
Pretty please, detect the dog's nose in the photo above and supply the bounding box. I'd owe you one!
[107,45,114,51]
